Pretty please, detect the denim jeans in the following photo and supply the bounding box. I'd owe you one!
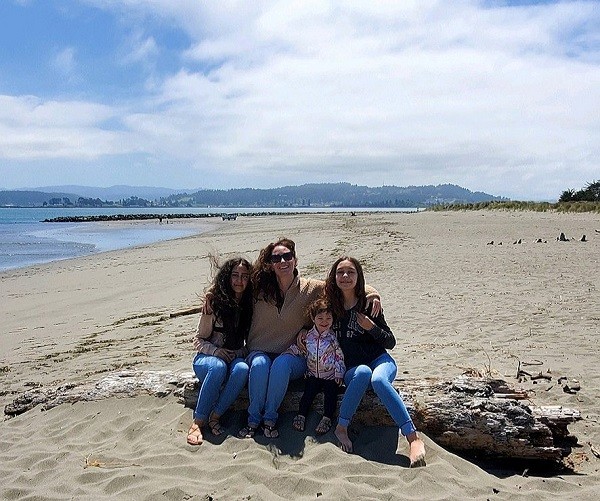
[192,353,249,422]
[338,352,416,436]
[246,351,307,426]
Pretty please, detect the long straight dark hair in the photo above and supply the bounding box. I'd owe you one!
[325,256,366,319]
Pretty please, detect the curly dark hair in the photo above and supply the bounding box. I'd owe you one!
[207,257,253,350]
[251,237,298,307]
[325,256,366,319]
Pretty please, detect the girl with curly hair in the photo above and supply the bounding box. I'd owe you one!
[187,257,253,445]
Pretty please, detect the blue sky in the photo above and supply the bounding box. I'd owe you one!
[0,0,598,200]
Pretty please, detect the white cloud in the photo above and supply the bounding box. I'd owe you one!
[0,96,136,159]
[52,47,77,77]
[121,30,159,65]
[2,0,599,199]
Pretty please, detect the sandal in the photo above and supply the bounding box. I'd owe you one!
[208,418,224,437]
[292,414,306,432]
[263,422,279,439]
[238,424,258,439]
[187,423,203,445]
[315,416,332,435]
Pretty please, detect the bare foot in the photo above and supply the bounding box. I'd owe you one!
[408,435,426,467]
[334,424,353,453]
[187,422,203,446]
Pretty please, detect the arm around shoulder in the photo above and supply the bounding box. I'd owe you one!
[368,310,396,350]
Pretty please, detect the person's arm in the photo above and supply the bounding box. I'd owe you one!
[356,309,396,350]
[333,339,346,381]
[201,293,214,315]
[295,328,308,355]
[365,284,382,316]
[284,343,302,356]
[193,313,220,355]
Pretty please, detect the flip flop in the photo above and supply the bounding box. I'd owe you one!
[238,424,258,438]
[263,422,279,438]
[208,418,224,437]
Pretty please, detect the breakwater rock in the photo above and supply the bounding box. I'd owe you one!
[41,212,302,223]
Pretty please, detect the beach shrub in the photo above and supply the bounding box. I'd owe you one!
[559,180,600,202]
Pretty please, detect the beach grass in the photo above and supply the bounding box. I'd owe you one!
[428,200,600,212]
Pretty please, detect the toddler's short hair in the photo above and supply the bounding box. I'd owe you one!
[308,298,332,319]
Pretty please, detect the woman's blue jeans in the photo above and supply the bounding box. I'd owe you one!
[338,352,416,436]
[246,351,307,426]
[192,353,249,422]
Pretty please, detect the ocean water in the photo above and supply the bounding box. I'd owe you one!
[0,206,418,272]
[0,207,222,272]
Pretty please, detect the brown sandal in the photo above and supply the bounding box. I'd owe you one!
[263,422,279,438]
[208,418,224,436]
[238,424,258,438]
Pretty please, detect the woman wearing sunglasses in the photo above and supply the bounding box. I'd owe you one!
[238,238,380,439]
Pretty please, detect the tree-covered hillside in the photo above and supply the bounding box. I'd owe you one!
[159,183,504,208]
[0,183,504,208]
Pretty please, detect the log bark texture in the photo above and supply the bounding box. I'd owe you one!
[4,370,580,463]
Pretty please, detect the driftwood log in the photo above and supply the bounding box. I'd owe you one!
[4,370,580,463]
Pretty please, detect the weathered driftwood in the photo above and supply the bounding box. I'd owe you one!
[4,370,581,463]
[169,307,202,319]
[3,370,195,417]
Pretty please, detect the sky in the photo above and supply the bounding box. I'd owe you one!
[0,1,598,200]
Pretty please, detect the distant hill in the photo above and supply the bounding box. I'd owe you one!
[29,185,187,202]
[161,183,505,208]
[0,183,506,208]
[0,190,81,207]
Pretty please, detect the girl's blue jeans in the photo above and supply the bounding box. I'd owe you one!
[192,353,249,422]
[338,352,416,437]
[246,351,307,426]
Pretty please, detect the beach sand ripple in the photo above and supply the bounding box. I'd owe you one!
[2,211,599,500]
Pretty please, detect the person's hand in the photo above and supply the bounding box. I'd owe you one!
[356,312,375,331]
[295,329,308,355]
[213,348,235,363]
[335,377,343,386]
[366,295,381,316]
[201,293,214,315]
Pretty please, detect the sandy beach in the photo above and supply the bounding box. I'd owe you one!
[1,210,599,500]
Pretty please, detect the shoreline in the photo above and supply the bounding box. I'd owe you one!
[1,208,420,273]
[1,210,599,500]
[0,218,223,274]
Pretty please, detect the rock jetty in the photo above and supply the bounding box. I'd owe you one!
[41,212,299,223]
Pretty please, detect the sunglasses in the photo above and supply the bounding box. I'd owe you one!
[270,251,294,263]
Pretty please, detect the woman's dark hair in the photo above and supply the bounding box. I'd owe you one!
[251,237,298,306]
[207,257,253,350]
[325,256,366,319]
